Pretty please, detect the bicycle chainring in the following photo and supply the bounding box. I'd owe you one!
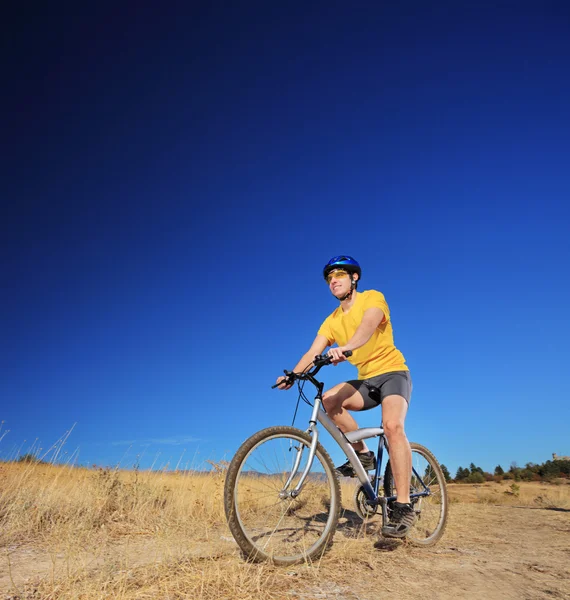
[354,485,379,520]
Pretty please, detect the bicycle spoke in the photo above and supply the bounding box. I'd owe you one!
[226,428,340,563]
[383,443,448,546]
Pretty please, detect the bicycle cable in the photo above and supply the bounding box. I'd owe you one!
[290,361,318,427]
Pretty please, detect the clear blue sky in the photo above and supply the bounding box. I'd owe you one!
[2,3,569,476]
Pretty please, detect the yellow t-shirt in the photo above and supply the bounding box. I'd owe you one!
[317,290,408,379]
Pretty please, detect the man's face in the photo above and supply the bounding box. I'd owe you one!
[326,269,355,298]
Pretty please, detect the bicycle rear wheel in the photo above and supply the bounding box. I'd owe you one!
[383,442,448,545]
[224,426,341,565]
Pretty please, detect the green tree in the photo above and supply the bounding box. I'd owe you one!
[556,459,570,476]
[509,461,522,481]
[455,466,470,481]
[440,464,452,483]
[539,460,561,480]
[494,465,504,476]
[424,464,436,482]
[549,458,570,477]
[469,462,484,475]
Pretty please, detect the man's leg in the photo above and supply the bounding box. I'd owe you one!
[381,394,416,537]
[322,383,376,476]
[382,394,411,503]
[322,382,366,452]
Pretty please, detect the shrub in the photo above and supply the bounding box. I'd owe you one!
[17,453,44,464]
[504,483,520,497]
[466,472,485,484]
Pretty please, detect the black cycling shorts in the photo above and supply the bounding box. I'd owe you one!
[347,370,412,411]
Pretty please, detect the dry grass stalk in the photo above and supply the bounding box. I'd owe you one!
[1,462,569,599]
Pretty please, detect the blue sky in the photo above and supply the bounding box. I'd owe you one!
[2,3,569,476]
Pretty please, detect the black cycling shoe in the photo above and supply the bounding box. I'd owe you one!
[335,451,376,477]
[381,502,417,538]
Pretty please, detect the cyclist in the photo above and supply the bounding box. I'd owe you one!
[276,255,415,538]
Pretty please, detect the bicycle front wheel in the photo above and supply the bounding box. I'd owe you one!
[224,426,341,565]
[384,442,448,546]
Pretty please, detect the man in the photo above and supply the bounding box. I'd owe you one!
[276,255,415,538]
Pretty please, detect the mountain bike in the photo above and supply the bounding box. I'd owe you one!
[224,352,448,565]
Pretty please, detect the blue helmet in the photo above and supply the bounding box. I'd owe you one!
[323,255,361,280]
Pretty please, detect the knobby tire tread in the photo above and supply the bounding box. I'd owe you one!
[224,426,341,565]
[383,442,449,546]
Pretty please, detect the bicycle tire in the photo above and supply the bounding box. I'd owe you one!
[224,426,341,565]
[383,442,448,545]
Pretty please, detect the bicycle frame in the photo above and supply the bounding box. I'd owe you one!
[282,379,431,522]
[226,359,449,564]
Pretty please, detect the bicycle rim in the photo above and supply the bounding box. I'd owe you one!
[384,443,448,545]
[226,427,340,564]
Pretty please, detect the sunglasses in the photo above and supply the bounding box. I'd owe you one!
[326,269,350,284]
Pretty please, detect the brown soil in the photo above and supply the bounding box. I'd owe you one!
[2,503,569,599]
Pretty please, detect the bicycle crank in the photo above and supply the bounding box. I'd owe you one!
[353,484,379,520]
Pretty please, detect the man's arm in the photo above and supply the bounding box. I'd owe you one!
[292,334,330,372]
[276,334,330,389]
[328,307,384,362]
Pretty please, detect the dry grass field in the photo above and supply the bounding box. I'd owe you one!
[1,462,568,599]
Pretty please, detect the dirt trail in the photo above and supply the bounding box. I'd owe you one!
[351,503,570,600]
[1,534,237,592]
[2,504,569,599]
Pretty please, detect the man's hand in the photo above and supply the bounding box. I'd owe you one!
[275,375,293,390]
[327,346,350,365]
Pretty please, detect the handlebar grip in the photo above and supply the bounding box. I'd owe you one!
[314,350,352,363]
[272,375,294,389]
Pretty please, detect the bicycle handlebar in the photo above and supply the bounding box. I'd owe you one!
[271,350,353,389]
[312,350,353,368]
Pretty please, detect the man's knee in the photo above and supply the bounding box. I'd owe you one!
[384,419,406,438]
[322,389,341,412]
[382,394,408,439]
[322,385,351,412]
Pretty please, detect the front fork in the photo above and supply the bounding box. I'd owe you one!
[280,424,319,498]
[280,386,324,499]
